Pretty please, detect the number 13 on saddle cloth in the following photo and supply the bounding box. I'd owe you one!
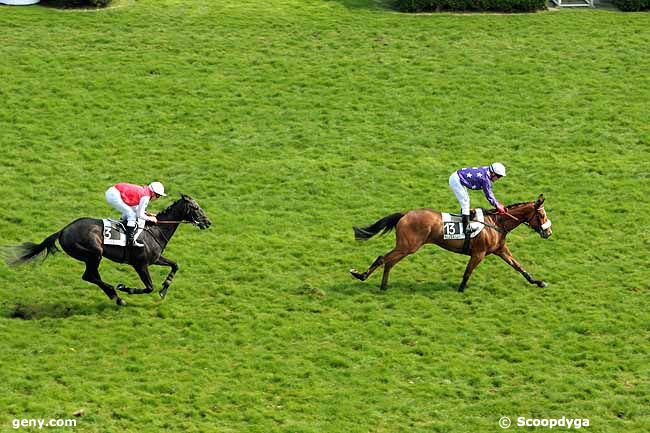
[441,209,485,240]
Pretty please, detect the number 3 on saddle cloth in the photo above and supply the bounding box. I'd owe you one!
[441,209,485,240]
[102,218,145,247]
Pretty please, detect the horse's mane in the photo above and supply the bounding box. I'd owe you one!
[157,197,185,219]
[506,202,532,208]
[483,201,531,215]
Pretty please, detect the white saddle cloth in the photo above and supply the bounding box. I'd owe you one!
[102,219,145,247]
[441,209,485,240]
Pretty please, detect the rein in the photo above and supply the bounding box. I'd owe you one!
[503,212,521,222]
[148,220,197,244]
[476,207,535,233]
[499,206,548,233]
[144,221,192,247]
[475,220,507,233]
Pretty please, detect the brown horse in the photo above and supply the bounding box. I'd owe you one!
[350,194,552,292]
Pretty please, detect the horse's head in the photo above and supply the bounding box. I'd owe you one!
[179,194,212,229]
[527,194,552,239]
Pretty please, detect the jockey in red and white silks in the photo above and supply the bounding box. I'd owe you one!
[105,182,166,246]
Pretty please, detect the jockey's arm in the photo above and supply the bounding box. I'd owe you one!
[135,196,157,222]
[482,181,502,209]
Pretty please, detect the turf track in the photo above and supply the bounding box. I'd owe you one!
[0,1,648,432]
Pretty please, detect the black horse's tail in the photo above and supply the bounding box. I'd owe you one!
[5,231,61,267]
[353,212,404,241]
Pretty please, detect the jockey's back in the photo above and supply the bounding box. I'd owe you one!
[115,183,152,207]
[455,166,499,208]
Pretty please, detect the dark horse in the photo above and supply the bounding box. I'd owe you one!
[6,194,212,306]
[350,194,552,292]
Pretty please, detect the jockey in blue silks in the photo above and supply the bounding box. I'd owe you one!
[449,163,507,251]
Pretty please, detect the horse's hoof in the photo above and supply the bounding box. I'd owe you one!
[458,287,465,293]
[350,269,364,281]
[539,281,548,288]
[116,283,133,294]
[116,298,127,306]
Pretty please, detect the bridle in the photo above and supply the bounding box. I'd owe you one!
[139,198,209,247]
[154,201,205,226]
[478,205,552,234]
[147,207,203,244]
[505,206,552,234]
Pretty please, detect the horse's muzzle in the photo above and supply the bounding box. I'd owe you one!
[197,219,212,230]
[539,219,552,238]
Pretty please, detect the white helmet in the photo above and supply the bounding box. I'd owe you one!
[490,162,506,177]
[149,181,167,196]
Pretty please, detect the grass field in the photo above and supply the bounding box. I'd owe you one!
[1,1,649,432]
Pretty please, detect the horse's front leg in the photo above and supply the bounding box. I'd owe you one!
[154,255,178,299]
[495,245,547,288]
[458,251,486,292]
[116,262,155,295]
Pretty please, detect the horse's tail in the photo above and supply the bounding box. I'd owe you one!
[353,212,405,241]
[5,231,61,267]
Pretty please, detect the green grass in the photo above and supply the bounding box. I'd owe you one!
[1,1,649,432]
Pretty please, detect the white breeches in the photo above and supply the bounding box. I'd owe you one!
[105,187,137,224]
[449,172,470,215]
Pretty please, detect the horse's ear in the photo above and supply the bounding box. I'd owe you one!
[179,193,195,203]
[536,194,545,207]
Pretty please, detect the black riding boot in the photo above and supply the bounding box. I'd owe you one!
[126,225,136,246]
[462,214,473,254]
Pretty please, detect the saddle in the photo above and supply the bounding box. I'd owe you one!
[441,209,485,240]
[102,219,145,247]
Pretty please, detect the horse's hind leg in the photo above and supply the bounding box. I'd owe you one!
[350,255,384,281]
[82,257,126,306]
[350,249,410,290]
[380,248,413,291]
[379,223,428,290]
[352,221,426,290]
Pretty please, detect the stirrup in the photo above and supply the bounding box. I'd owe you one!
[131,230,144,248]
[132,227,145,248]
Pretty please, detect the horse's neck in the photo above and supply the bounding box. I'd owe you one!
[504,204,534,230]
[153,206,183,245]
[484,204,532,232]
[509,204,534,219]
[159,220,180,237]
[144,221,178,250]
[157,202,184,225]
